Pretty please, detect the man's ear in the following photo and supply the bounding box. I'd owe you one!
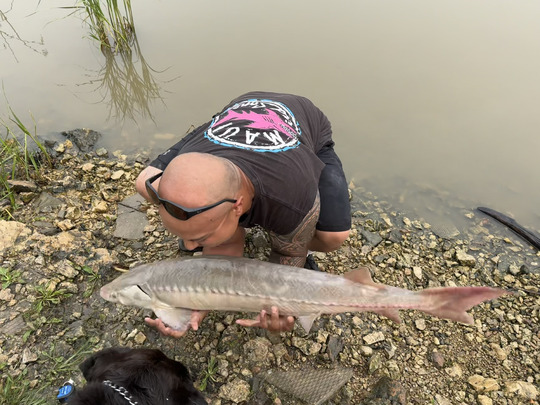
[232,196,244,217]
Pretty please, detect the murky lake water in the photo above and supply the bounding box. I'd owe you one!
[3,1,540,235]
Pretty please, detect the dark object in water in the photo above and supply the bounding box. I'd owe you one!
[477,207,540,250]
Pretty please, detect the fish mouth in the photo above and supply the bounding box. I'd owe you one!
[99,286,110,300]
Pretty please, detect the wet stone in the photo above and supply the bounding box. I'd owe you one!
[360,229,383,247]
[62,128,102,152]
[364,376,407,405]
[326,335,344,362]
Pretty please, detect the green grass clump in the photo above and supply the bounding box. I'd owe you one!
[198,357,218,392]
[0,369,49,405]
[1,90,51,218]
[32,284,73,315]
[0,266,24,289]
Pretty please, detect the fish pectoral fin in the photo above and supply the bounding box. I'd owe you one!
[153,307,193,331]
[343,266,385,289]
[297,315,318,334]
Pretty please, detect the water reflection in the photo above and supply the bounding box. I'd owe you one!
[77,0,170,124]
[0,2,47,61]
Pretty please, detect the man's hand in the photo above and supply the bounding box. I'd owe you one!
[236,306,295,332]
[144,310,209,338]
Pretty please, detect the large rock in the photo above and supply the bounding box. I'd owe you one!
[61,128,102,152]
[0,220,31,252]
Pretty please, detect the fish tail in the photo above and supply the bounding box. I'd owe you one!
[418,286,508,324]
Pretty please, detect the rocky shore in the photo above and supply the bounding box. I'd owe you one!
[0,137,538,404]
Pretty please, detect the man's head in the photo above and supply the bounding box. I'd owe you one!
[154,153,245,249]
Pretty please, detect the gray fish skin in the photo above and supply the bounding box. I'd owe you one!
[100,255,508,332]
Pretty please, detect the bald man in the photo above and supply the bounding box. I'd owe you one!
[135,91,351,337]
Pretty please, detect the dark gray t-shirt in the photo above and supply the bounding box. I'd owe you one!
[151,91,333,234]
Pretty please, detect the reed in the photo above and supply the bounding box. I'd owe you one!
[0,90,51,217]
[80,0,134,53]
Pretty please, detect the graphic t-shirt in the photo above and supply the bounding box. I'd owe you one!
[151,91,333,234]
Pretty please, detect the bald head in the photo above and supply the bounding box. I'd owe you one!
[159,153,241,207]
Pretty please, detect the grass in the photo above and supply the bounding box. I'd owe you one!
[32,284,73,315]
[81,265,101,298]
[79,0,134,54]
[198,357,218,392]
[1,88,51,218]
[0,266,24,289]
[0,342,96,405]
[65,0,169,123]
[40,342,94,380]
[0,369,49,405]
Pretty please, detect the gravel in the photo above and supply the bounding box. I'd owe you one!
[0,139,538,404]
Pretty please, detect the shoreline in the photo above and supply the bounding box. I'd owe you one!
[0,139,538,404]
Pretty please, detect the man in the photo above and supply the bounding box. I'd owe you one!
[136,91,351,337]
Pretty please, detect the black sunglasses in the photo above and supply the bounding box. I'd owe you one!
[145,172,237,221]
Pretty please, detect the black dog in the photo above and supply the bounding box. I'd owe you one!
[68,347,207,405]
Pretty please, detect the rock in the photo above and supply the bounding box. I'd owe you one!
[81,163,95,172]
[218,378,251,403]
[360,229,383,247]
[33,192,64,212]
[0,289,14,301]
[434,394,452,405]
[64,320,85,339]
[326,335,344,362]
[7,180,37,192]
[113,210,148,240]
[444,364,463,378]
[456,249,476,267]
[477,395,493,405]
[363,331,385,345]
[0,220,31,252]
[134,331,146,344]
[22,348,38,364]
[504,380,538,400]
[62,128,101,152]
[415,319,426,331]
[489,343,507,361]
[430,351,445,368]
[368,352,385,374]
[291,337,322,356]
[92,201,108,213]
[111,170,125,180]
[96,147,108,157]
[244,337,272,364]
[364,376,406,405]
[467,375,500,392]
[412,266,423,280]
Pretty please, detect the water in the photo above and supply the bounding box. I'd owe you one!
[2,1,540,234]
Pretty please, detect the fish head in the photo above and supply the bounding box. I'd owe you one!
[100,283,152,308]
[100,266,154,308]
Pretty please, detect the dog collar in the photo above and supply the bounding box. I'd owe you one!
[102,380,138,405]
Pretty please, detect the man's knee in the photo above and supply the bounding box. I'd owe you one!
[314,229,350,252]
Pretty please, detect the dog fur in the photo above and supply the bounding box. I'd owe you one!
[68,347,207,405]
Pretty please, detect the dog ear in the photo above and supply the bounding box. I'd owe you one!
[79,353,98,379]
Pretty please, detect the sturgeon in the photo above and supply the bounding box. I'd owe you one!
[100,255,508,333]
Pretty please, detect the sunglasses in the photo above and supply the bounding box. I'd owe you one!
[145,172,237,221]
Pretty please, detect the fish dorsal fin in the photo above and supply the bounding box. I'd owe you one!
[343,267,384,289]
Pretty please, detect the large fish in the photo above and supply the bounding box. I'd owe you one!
[100,255,508,333]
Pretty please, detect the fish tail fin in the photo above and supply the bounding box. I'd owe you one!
[419,287,509,324]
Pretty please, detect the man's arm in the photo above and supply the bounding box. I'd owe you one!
[135,166,163,202]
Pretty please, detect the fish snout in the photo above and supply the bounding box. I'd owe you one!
[100,286,112,301]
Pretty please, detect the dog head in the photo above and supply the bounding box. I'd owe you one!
[67,347,207,405]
